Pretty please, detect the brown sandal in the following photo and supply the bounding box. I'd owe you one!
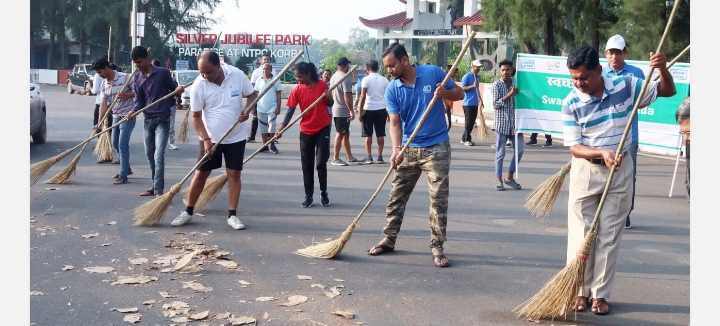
[591,298,609,315]
[573,296,588,312]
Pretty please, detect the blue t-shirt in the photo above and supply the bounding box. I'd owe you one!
[385,64,454,147]
[356,74,366,92]
[603,63,646,142]
[461,72,479,106]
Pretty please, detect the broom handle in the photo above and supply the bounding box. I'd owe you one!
[346,31,477,230]
[174,51,304,187]
[245,65,359,163]
[653,44,689,81]
[586,0,682,238]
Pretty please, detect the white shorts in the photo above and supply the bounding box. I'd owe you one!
[257,111,277,134]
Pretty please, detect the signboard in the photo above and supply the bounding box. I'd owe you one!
[513,53,690,156]
[176,60,189,71]
[413,29,461,36]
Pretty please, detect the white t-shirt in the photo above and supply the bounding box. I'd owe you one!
[253,76,282,114]
[190,62,255,144]
[250,66,276,85]
[93,73,104,105]
[360,72,389,111]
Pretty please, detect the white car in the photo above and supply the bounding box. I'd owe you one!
[171,70,200,109]
[30,74,47,144]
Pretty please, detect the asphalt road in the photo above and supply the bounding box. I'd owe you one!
[29,84,690,325]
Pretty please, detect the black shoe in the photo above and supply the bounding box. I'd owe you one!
[302,196,313,208]
[624,217,631,229]
[259,146,269,152]
[270,144,279,154]
[320,191,330,207]
[525,140,537,146]
[543,142,553,148]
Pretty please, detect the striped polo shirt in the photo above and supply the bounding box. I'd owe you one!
[101,71,135,118]
[561,75,658,152]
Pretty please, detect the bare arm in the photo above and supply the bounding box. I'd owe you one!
[436,83,464,101]
[344,91,354,120]
[275,91,282,115]
[388,113,404,169]
[649,52,677,97]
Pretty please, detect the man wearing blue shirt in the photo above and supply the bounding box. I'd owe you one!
[459,60,484,146]
[366,43,463,268]
[602,34,646,230]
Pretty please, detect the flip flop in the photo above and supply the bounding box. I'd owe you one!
[432,254,451,267]
[503,179,522,190]
[367,244,395,256]
[591,298,609,315]
[139,189,154,196]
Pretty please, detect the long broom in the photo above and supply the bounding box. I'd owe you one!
[476,83,489,140]
[191,64,359,212]
[514,1,681,320]
[133,51,304,226]
[295,31,478,259]
[523,44,689,220]
[30,79,189,187]
[46,68,139,184]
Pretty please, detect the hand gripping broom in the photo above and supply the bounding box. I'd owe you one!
[133,51,303,226]
[295,31,477,259]
[523,44,689,220]
[44,67,139,184]
[514,1,682,320]
[189,65,358,212]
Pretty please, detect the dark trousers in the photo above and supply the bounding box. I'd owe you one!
[529,133,552,142]
[461,105,478,142]
[249,115,259,140]
[93,103,114,140]
[299,124,331,197]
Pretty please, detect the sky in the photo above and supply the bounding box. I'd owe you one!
[207,0,407,43]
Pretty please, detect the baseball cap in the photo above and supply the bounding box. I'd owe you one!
[472,59,482,67]
[337,57,351,66]
[605,34,626,50]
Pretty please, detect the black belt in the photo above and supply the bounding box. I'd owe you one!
[585,151,628,165]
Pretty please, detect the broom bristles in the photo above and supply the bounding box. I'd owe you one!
[524,161,572,220]
[514,258,585,321]
[43,142,90,184]
[176,110,190,143]
[295,229,353,259]
[133,183,182,226]
[477,114,489,140]
[93,132,114,162]
[31,148,75,186]
[193,173,228,212]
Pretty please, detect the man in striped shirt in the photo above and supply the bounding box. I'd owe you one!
[561,46,676,315]
[491,59,523,191]
[93,56,137,185]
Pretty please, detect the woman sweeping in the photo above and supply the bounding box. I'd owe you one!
[275,62,333,208]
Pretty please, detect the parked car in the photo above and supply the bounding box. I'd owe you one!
[171,70,200,109]
[30,73,47,144]
[67,63,95,95]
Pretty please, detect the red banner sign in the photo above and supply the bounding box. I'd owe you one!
[175,33,311,46]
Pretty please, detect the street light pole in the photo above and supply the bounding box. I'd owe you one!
[131,0,137,48]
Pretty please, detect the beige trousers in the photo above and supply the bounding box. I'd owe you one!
[566,155,633,299]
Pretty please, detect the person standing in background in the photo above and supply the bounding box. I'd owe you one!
[249,53,275,143]
[459,60,484,146]
[357,59,390,164]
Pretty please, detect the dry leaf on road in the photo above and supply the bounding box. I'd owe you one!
[169,249,200,272]
[30,291,44,296]
[334,279,345,282]
[214,312,231,320]
[111,275,158,285]
[278,295,308,307]
[216,260,238,268]
[297,275,313,280]
[238,280,253,285]
[332,310,354,319]
[83,266,115,274]
[231,316,257,325]
[170,316,188,323]
[183,281,213,293]
[123,313,141,324]
[189,310,210,320]
[113,307,139,313]
[255,296,277,302]
[142,300,155,305]
[128,257,148,265]
[81,233,99,238]
[159,291,176,298]
[107,221,117,225]
[62,265,74,271]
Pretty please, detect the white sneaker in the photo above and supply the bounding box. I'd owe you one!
[227,215,245,230]
[171,211,192,226]
[168,143,178,150]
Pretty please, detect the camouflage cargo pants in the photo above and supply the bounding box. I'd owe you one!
[382,141,450,250]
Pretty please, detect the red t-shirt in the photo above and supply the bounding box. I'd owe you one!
[286,81,331,135]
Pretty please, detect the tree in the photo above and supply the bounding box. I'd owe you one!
[348,27,371,45]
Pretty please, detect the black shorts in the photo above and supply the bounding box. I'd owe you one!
[361,109,387,137]
[196,140,246,171]
[334,117,351,134]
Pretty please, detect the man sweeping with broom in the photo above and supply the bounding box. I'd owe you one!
[561,46,675,314]
[366,43,464,268]
[170,50,256,230]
